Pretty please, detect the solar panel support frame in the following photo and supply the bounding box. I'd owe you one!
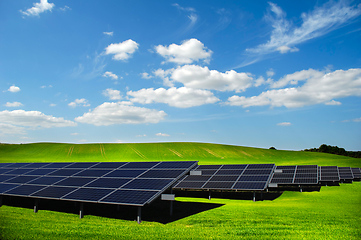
[34,199,39,213]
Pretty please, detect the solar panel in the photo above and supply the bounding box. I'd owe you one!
[338,167,354,180]
[269,165,319,185]
[173,164,275,191]
[319,166,340,182]
[351,168,361,178]
[0,161,197,207]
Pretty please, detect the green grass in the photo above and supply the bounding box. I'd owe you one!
[0,142,360,239]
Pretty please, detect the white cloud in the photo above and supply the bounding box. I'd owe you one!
[75,102,167,126]
[20,0,55,17]
[102,88,122,100]
[267,69,275,77]
[136,134,147,137]
[276,45,299,54]
[277,122,291,126]
[4,102,23,107]
[0,110,76,128]
[271,68,324,88]
[226,68,361,108]
[141,72,152,79]
[103,31,114,36]
[156,133,170,137]
[127,87,220,108]
[0,123,26,135]
[353,117,361,122]
[104,39,139,61]
[172,3,196,12]
[170,65,253,92]
[8,86,20,93]
[153,68,174,87]
[68,98,90,108]
[49,103,56,107]
[103,71,119,80]
[242,1,361,66]
[155,39,212,65]
[59,6,71,11]
[71,133,79,136]
[325,100,342,106]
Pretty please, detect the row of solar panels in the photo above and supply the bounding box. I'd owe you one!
[0,162,360,207]
[0,161,197,206]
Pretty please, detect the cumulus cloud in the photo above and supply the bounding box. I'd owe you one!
[153,68,174,87]
[0,110,76,128]
[103,71,119,80]
[277,122,291,126]
[75,102,167,126]
[20,0,55,17]
[155,39,212,65]
[102,88,122,100]
[276,45,299,54]
[104,39,139,61]
[156,133,170,137]
[7,86,20,93]
[271,68,324,88]
[325,100,342,106]
[170,65,253,92]
[127,87,220,108]
[4,102,23,107]
[0,123,26,135]
[226,68,361,108]
[141,72,152,79]
[68,98,90,108]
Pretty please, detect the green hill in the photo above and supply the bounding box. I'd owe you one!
[0,142,359,167]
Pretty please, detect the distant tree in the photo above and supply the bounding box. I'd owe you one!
[269,147,276,150]
[304,144,360,158]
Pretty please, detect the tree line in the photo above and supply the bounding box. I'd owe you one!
[304,144,361,158]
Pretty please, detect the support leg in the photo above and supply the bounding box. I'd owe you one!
[208,191,211,200]
[117,205,120,211]
[300,187,303,193]
[34,199,38,213]
[137,207,141,224]
[79,203,84,219]
[253,191,256,202]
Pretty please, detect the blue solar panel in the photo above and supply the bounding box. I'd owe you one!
[121,162,158,169]
[247,164,275,169]
[62,188,114,202]
[209,175,239,181]
[24,168,57,176]
[28,176,65,185]
[42,163,73,168]
[0,163,13,168]
[54,177,96,187]
[139,170,185,178]
[85,178,131,189]
[238,175,270,182]
[0,169,13,174]
[48,169,83,176]
[233,181,266,190]
[174,181,205,189]
[5,185,45,196]
[99,189,157,205]
[0,183,20,193]
[5,168,36,175]
[74,169,112,177]
[65,162,98,169]
[105,169,146,178]
[0,175,17,183]
[196,165,221,170]
[20,163,51,168]
[31,186,77,199]
[220,165,247,170]
[215,170,244,175]
[122,179,173,190]
[155,161,196,169]
[5,176,39,184]
[90,162,127,169]
[203,181,234,189]
[243,169,272,175]
[5,163,32,168]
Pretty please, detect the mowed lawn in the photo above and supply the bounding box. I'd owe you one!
[0,142,360,239]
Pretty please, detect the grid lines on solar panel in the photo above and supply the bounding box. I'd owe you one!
[99,189,158,205]
[154,161,197,169]
[139,169,185,178]
[0,183,20,193]
[4,168,36,175]
[54,177,96,187]
[48,169,83,176]
[0,175,17,183]
[27,176,65,185]
[173,181,206,189]
[121,162,159,169]
[4,185,45,196]
[85,178,132,189]
[42,163,73,168]
[90,162,127,169]
[196,165,222,170]
[238,175,270,182]
[198,170,217,175]
[0,163,13,168]
[203,181,235,189]
[0,169,13,174]
[243,169,272,175]
[24,168,58,176]
[5,176,39,184]
[247,164,275,169]
[64,162,99,169]
[220,165,247,170]
[74,169,112,177]
[5,163,32,168]
[233,181,266,190]
[121,178,173,190]
[20,163,51,168]
[31,186,78,199]
[104,169,146,178]
[276,166,296,170]
[62,188,114,202]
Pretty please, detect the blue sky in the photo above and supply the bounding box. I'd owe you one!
[1,0,361,150]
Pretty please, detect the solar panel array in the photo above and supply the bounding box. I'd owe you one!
[270,165,319,185]
[173,164,275,191]
[338,167,354,181]
[0,161,197,206]
[351,168,361,179]
[319,166,340,182]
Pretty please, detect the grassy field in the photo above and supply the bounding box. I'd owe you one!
[0,142,360,239]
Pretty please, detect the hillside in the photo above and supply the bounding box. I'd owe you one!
[0,142,359,167]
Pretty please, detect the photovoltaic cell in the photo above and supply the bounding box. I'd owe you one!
[5,163,32,168]
[243,169,272,175]
[270,178,293,184]
[42,163,73,168]
[105,169,146,178]
[31,186,77,199]
[54,177,96,187]
[65,162,98,169]
[48,169,83,176]
[0,169,12,174]
[247,164,275,169]
[5,176,39,184]
[183,175,211,181]
[0,183,20,193]
[238,175,270,182]
[215,169,244,175]
[20,163,50,168]
[100,189,157,205]
[90,162,127,169]
[139,170,184,179]
[5,185,45,196]
[85,178,131,189]
[174,181,206,189]
[62,188,114,202]
[233,181,266,190]
[121,162,158,169]
[203,181,234,189]
[0,163,13,168]
[122,178,173,190]
[154,161,196,169]
[196,165,221,170]
[74,169,111,177]
[210,175,239,182]
[199,170,217,175]
[24,168,57,176]
[0,175,17,182]
[220,165,247,170]
[27,176,65,185]
[5,169,36,175]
